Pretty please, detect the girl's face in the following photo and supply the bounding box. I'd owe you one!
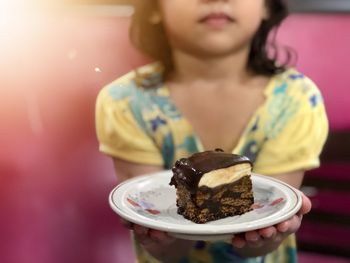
[158,0,268,57]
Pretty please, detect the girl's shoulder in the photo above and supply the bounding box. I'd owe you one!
[98,63,163,101]
[268,67,323,103]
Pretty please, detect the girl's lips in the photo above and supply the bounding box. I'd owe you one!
[199,13,234,28]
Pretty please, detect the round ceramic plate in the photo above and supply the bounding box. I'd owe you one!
[109,171,302,240]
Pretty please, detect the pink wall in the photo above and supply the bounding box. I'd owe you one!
[277,14,350,130]
[0,9,349,263]
[0,12,144,263]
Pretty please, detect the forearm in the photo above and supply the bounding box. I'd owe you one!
[141,238,195,263]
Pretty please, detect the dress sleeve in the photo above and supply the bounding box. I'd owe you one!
[254,78,329,175]
[95,84,163,166]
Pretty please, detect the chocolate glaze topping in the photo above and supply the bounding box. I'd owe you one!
[170,149,252,193]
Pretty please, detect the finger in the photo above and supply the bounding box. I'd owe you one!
[272,233,284,243]
[136,234,154,246]
[245,231,263,248]
[133,225,148,237]
[277,214,303,234]
[148,230,175,244]
[133,226,155,246]
[286,215,302,233]
[298,192,312,216]
[245,231,260,242]
[276,220,290,233]
[258,227,277,239]
[247,239,264,248]
[232,235,246,248]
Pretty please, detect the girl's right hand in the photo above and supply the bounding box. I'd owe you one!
[120,219,176,247]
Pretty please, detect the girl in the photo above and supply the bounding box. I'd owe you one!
[96,0,328,262]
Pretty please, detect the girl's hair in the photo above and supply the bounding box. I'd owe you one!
[130,0,289,78]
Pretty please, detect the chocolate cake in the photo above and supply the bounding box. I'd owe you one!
[170,149,254,223]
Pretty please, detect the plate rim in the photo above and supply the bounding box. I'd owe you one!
[109,170,302,235]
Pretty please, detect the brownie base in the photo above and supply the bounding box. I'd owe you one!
[176,175,254,224]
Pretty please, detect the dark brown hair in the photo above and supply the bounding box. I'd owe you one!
[250,0,290,75]
[130,0,289,78]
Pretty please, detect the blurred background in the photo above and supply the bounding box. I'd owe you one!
[1,1,349,262]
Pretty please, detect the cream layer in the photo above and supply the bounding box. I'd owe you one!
[198,163,251,188]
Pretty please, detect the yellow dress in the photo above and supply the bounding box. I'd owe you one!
[95,63,328,263]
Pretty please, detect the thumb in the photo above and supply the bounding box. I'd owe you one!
[298,192,312,216]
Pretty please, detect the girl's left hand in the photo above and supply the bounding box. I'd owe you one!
[232,192,312,249]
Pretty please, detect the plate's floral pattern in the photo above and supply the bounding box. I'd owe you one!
[127,196,161,215]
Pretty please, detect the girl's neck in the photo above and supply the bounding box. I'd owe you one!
[170,47,252,84]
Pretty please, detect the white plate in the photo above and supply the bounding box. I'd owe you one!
[109,170,302,241]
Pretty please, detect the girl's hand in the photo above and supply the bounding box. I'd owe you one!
[232,192,311,250]
[120,219,176,247]
[120,218,194,262]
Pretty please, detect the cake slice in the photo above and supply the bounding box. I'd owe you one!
[169,149,254,223]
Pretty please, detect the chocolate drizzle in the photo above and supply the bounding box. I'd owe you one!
[169,149,252,194]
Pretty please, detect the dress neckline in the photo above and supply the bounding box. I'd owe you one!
[158,73,280,154]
